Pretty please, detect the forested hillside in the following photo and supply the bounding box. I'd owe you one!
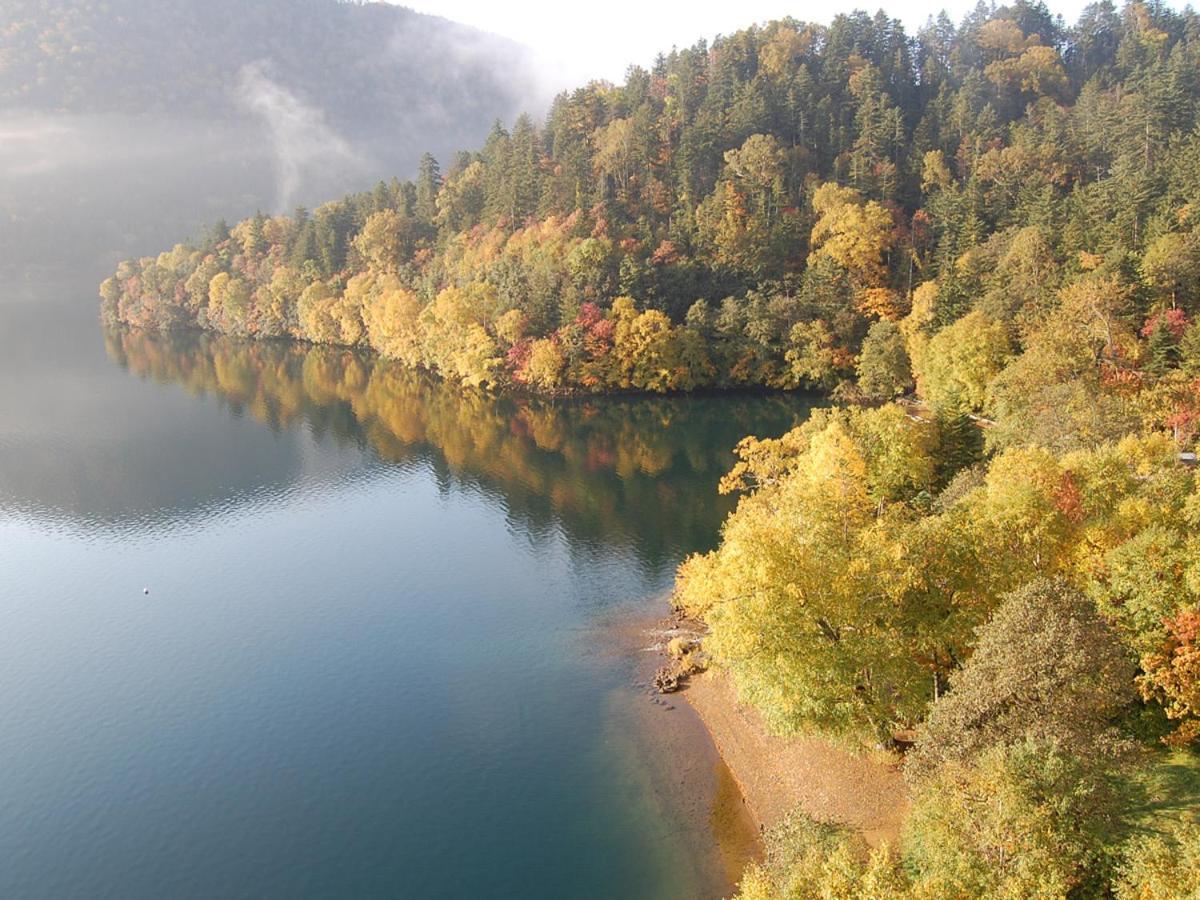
[101,4,1200,893]
[104,1,1200,407]
[0,0,537,140]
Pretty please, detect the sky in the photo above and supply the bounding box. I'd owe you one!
[400,0,1102,86]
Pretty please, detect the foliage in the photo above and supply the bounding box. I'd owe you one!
[89,2,1200,892]
[907,579,1135,780]
[1114,819,1200,900]
[736,814,908,899]
[1139,607,1200,746]
[903,739,1120,898]
[856,320,913,399]
[918,311,1011,414]
[98,1,1200,404]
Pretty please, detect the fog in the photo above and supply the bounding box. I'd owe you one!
[234,63,366,213]
[0,101,513,280]
[0,3,559,282]
[0,2,560,520]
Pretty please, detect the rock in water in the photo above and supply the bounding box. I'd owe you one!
[653,665,679,693]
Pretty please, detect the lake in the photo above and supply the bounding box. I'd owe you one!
[1,249,817,896]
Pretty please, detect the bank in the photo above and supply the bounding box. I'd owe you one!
[619,610,910,894]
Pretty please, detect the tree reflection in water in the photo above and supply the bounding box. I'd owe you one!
[105,327,819,571]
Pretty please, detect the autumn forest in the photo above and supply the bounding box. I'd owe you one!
[99,1,1200,896]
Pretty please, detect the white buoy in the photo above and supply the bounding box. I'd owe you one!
[143,588,150,595]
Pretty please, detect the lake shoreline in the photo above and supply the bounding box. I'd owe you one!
[637,612,911,864]
[680,666,911,850]
[99,324,828,404]
[597,604,762,897]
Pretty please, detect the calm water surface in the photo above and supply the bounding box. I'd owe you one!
[1,265,817,896]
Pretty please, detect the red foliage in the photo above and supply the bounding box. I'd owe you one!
[574,303,615,360]
[1099,362,1144,393]
[650,240,680,266]
[506,338,533,382]
[1141,607,1200,746]
[1164,377,1200,444]
[1141,308,1191,340]
[910,209,933,249]
[1052,471,1085,523]
[575,302,604,329]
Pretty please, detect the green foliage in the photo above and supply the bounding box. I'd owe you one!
[908,579,1136,780]
[85,4,1200,892]
[675,406,952,740]
[100,2,1200,408]
[918,311,1011,414]
[1093,526,1198,656]
[856,320,913,400]
[1114,821,1200,900]
[736,815,908,899]
[903,739,1120,898]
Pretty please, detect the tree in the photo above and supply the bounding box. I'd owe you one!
[1092,525,1197,656]
[521,338,566,391]
[675,419,934,739]
[908,579,1136,780]
[1141,231,1200,310]
[1114,820,1200,898]
[697,134,796,277]
[737,814,909,899]
[857,319,913,399]
[1138,606,1200,746]
[1180,319,1200,375]
[904,739,1119,898]
[435,160,486,233]
[419,284,503,388]
[918,311,1011,414]
[808,182,895,291]
[361,275,423,366]
[1143,311,1183,375]
[415,152,441,224]
[593,117,641,199]
[352,209,410,274]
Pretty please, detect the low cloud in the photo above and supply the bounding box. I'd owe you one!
[234,62,366,211]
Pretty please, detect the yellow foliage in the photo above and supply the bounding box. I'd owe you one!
[809,182,894,288]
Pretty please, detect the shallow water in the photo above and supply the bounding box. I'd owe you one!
[1,268,816,896]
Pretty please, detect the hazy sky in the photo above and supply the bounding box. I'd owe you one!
[402,0,1100,85]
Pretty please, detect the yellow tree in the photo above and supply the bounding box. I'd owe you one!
[361,274,423,366]
[918,311,1011,414]
[676,420,933,739]
[808,182,895,315]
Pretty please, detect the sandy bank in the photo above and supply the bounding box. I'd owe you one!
[682,669,910,848]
